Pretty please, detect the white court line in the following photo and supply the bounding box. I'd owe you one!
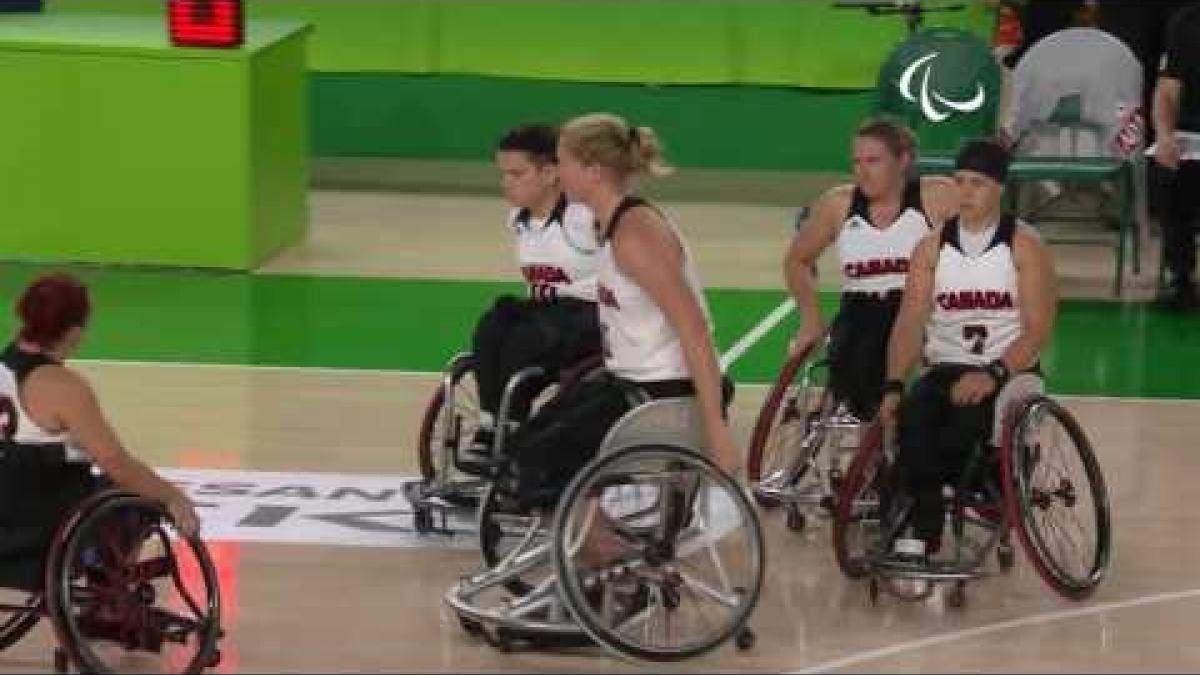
[718,297,795,372]
[791,587,1200,673]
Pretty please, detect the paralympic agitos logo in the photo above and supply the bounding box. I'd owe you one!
[898,52,986,123]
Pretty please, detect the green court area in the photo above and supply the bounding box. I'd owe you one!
[0,263,1195,399]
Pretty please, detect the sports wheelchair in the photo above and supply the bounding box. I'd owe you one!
[409,351,602,534]
[443,375,764,663]
[0,470,222,673]
[831,384,1112,609]
[747,334,867,533]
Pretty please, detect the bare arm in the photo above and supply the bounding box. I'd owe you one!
[885,234,939,382]
[32,368,200,535]
[782,186,848,351]
[1154,77,1183,169]
[1002,227,1057,371]
[612,209,737,473]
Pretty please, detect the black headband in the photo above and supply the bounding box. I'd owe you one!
[955,139,1010,184]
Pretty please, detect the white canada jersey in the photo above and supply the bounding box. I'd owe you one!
[924,215,1024,366]
[596,197,712,382]
[838,180,931,294]
[510,196,599,303]
[0,345,88,462]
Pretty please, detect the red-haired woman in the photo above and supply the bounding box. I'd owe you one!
[0,272,198,586]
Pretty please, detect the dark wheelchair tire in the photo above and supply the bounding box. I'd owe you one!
[45,492,223,674]
[746,346,814,489]
[416,354,478,484]
[832,421,885,580]
[1001,397,1112,601]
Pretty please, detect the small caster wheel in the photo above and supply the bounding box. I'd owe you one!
[785,505,807,532]
[946,581,967,610]
[413,507,433,534]
[734,627,756,651]
[997,543,1015,570]
[458,616,484,636]
[53,648,69,674]
[492,627,516,653]
[867,578,880,606]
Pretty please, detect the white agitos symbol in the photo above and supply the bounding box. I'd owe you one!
[899,52,985,123]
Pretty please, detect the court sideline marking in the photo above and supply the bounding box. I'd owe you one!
[790,587,1200,672]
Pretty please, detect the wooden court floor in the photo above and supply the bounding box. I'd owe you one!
[0,362,1192,673]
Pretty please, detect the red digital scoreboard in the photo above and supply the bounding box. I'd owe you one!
[168,0,244,49]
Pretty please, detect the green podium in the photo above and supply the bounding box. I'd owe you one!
[0,14,311,269]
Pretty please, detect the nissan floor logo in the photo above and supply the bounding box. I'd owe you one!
[899,52,986,123]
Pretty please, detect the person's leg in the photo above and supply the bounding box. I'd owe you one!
[506,375,632,510]
[493,307,563,424]
[825,305,859,414]
[1159,161,1200,307]
[470,295,526,422]
[896,367,964,555]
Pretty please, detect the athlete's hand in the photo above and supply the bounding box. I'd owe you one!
[1156,135,1182,171]
[788,322,825,358]
[166,494,201,539]
[951,370,997,406]
[711,431,744,481]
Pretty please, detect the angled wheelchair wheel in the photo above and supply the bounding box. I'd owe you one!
[1001,397,1112,600]
[832,421,887,580]
[746,345,825,506]
[416,354,487,506]
[552,445,764,663]
[46,492,222,674]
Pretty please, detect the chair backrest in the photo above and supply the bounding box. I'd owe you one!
[1007,28,1144,158]
[597,397,707,457]
[875,27,1002,154]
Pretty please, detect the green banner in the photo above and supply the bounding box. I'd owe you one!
[46,0,995,89]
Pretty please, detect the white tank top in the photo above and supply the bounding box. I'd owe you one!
[0,345,88,462]
[924,216,1025,366]
[596,197,712,382]
[838,181,931,294]
[511,196,599,303]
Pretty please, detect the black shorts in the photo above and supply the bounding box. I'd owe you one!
[471,295,602,421]
[0,444,100,591]
[826,291,903,420]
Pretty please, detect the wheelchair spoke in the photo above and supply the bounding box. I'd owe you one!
[674,560,741,608]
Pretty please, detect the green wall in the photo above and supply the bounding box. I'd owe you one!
[46,0,993,88]
[42,0,997,172]
[310,73,876,172]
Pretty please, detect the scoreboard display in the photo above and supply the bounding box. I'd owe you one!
[168,0,244,48]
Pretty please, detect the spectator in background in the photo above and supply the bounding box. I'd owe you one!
[1152,2,1200,311]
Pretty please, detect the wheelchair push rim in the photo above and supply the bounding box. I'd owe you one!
[1002,396,1112,600]
[416,353,483,498]
[746,342,823,491]
[832,420,886,580]
[46,493,222,674]
[551,444,764,663]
